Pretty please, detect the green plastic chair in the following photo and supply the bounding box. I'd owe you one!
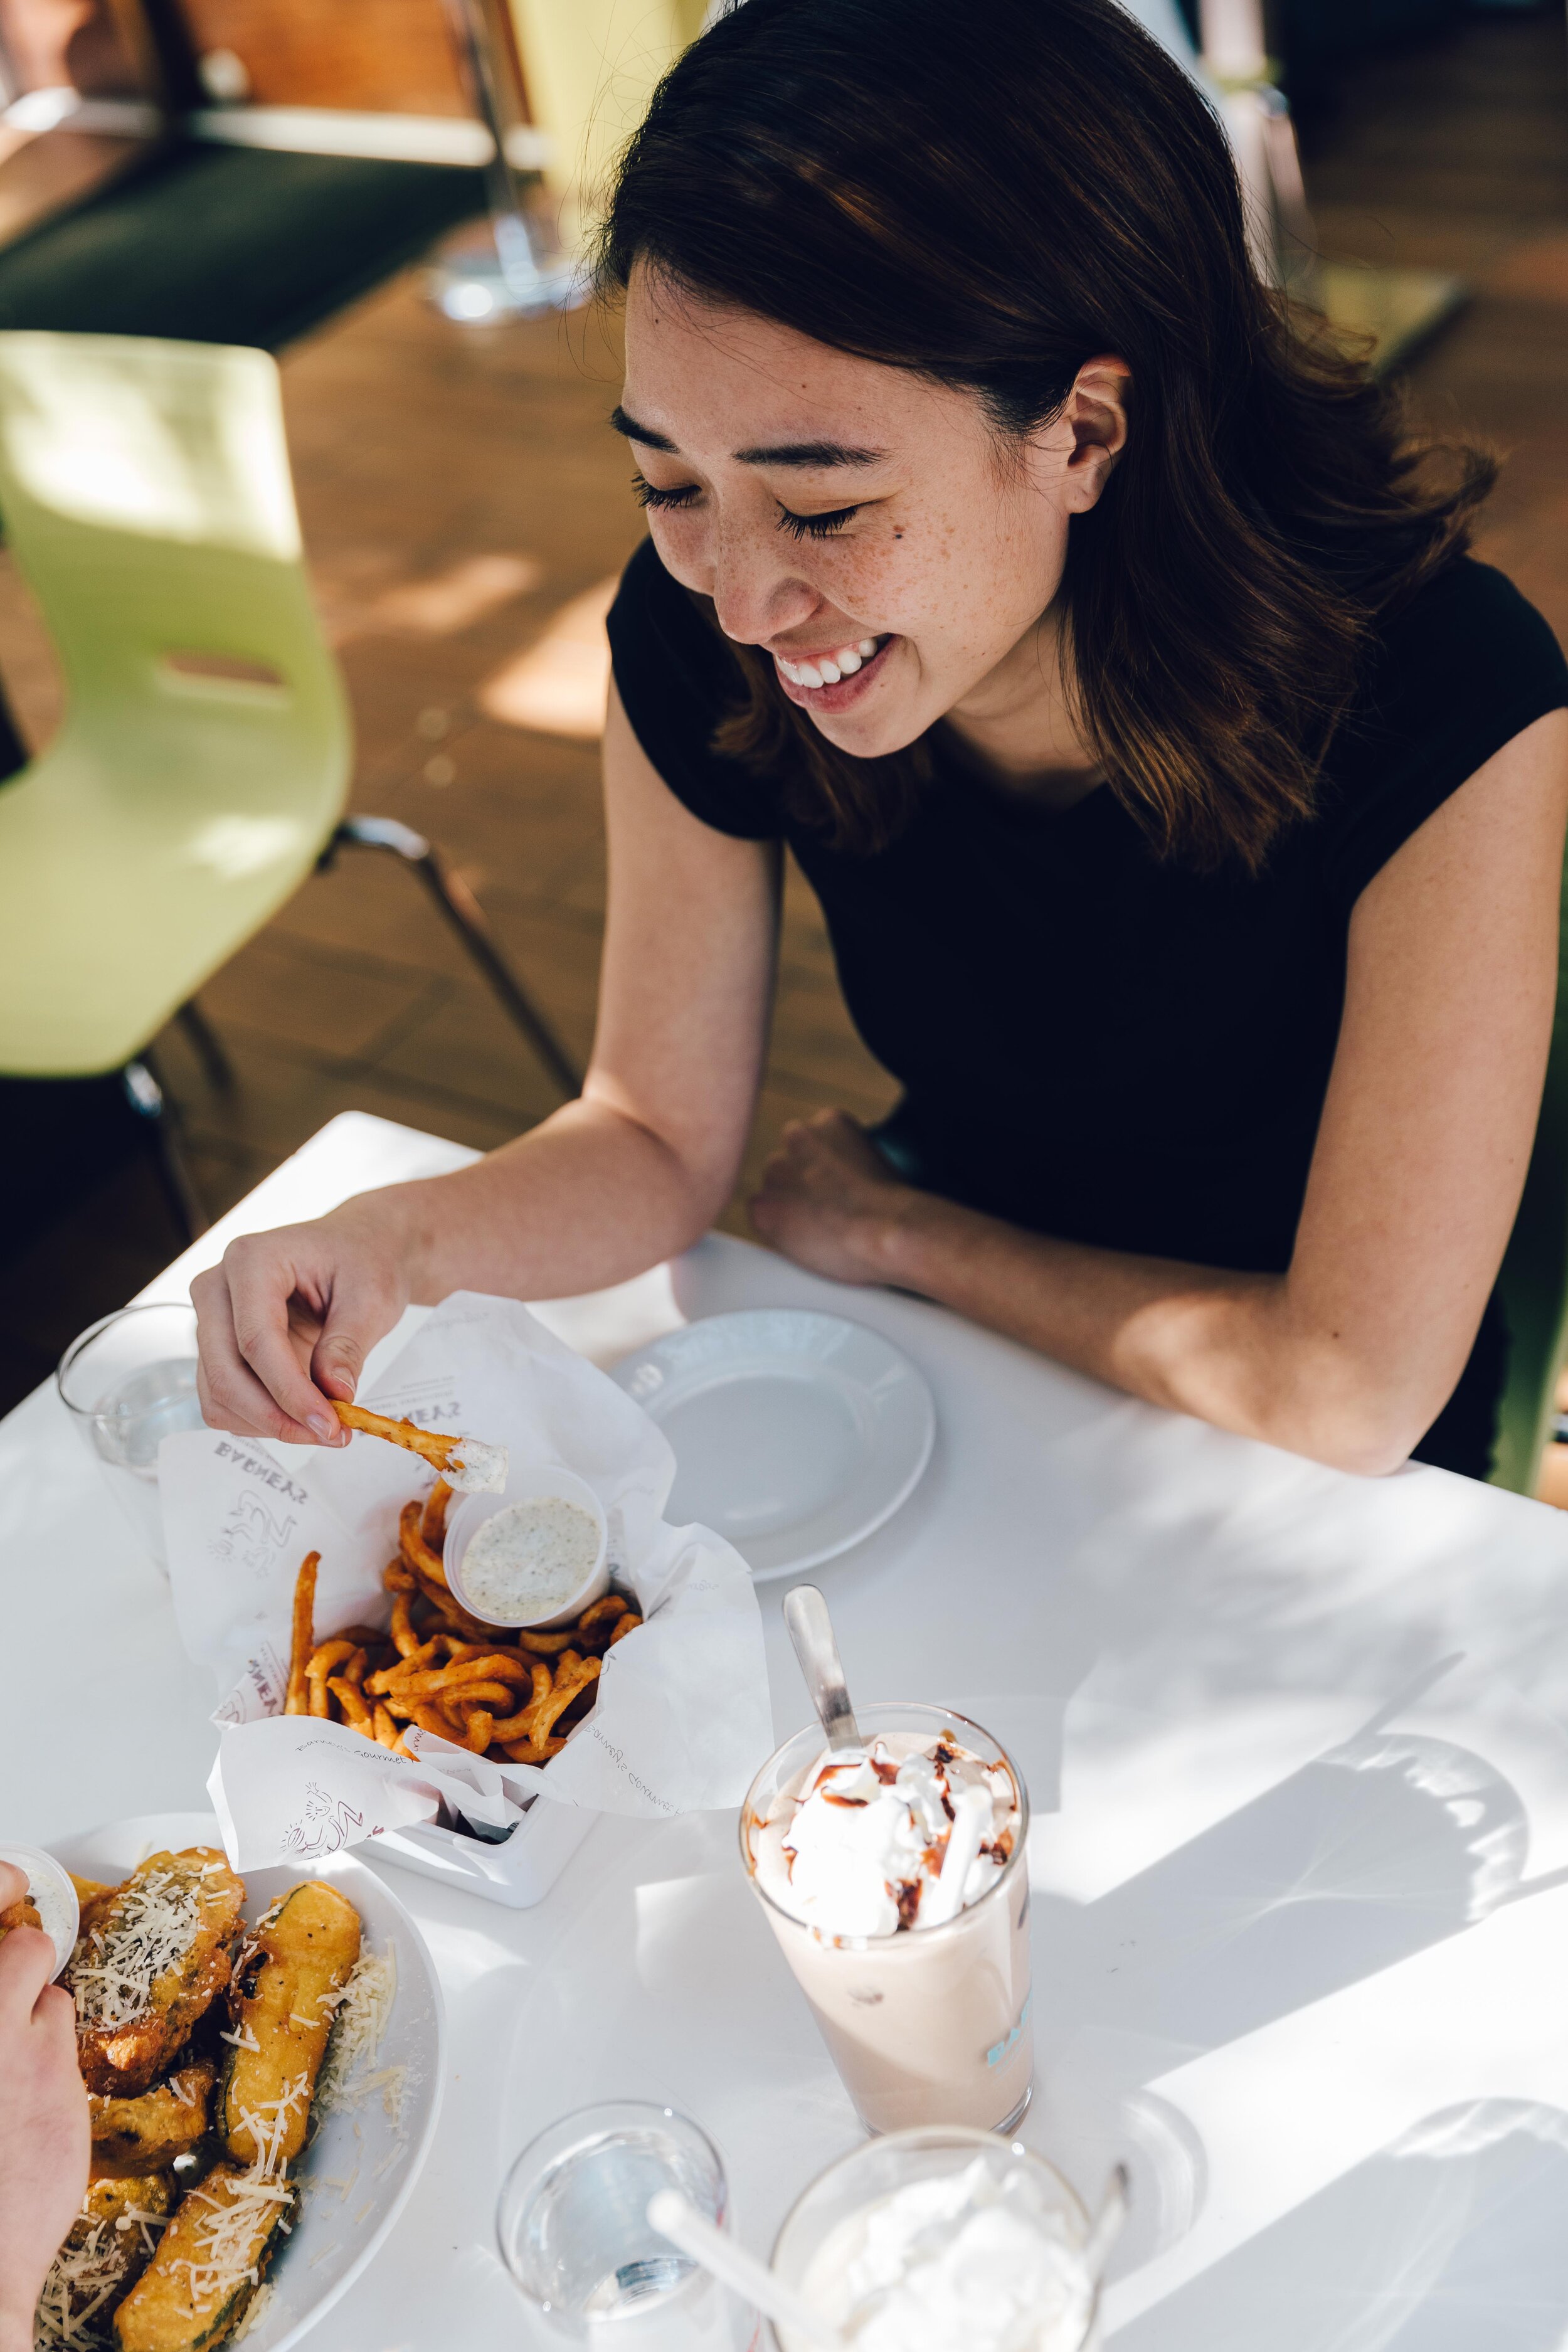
[0,332,351,1075]
[0,330,576,1231]
[1491,861,1568,1495]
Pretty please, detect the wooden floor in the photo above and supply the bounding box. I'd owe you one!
[3,8,1565,1405]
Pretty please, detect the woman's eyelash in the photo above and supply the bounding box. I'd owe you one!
[777,504,861,541]
[632,476,700,511]
[631,477,862,540]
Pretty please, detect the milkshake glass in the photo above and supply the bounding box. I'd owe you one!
[770,2126,1098,2352]
[740,1702,1032,2135]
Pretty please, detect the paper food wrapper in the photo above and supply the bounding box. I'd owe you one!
[159,1291,771,1868]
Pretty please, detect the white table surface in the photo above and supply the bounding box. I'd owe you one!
[9,1109,1568,2349]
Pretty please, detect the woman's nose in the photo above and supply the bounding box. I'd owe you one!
[708,526,816,648]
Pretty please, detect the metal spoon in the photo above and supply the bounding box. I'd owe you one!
[783,1584,862,1752]
[1083,2163,1130,2279]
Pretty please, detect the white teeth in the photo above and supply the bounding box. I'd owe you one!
[775,635,884,689]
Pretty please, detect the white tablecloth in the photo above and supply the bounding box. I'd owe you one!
[8,1110,1568,2349]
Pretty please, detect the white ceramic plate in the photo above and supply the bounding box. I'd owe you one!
[51,1810,445,2352]
[612,1310,935,1579]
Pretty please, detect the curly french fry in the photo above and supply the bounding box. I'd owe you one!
[399,1500,450,1591]
[366,1640,442,1697]
[512,1624,576,1656]
[609,1613,643,1646]
[328,1675,374,1732]
[390,1591,421,1658]
[413,1571,492,1643]
[576,1595,629,1631]
[285,1554,319,1716]
[422,1477,452,1549]
[489,1663,556,1743]
[305,1639,361,1719]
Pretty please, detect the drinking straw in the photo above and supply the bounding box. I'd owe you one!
[645,2190,845,2349]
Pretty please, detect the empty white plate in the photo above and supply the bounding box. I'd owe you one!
[612,1309,935,1579]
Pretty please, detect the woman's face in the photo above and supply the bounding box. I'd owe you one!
[617,265,1128,758]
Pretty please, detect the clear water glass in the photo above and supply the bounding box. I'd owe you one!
[56,1302,205,1568]
[497,2101,757,2348]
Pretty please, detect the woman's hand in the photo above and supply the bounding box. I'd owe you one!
[750,1110,919,1284]
[191,1199,415,1448]
[0,1863,87,2352]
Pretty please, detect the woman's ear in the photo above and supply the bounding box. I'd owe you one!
[1061,356,1131,511]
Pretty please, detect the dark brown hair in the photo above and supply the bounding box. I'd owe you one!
[597,0,1493,871]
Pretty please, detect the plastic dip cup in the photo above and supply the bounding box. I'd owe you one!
[769,2126,1098,2352]
[497,2099,758,2348]
[740,1702,1033,2136]
[446,1461,610,1629]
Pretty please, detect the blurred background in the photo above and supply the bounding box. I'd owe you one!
[0,0,1562,1419]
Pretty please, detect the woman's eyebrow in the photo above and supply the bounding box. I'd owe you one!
[611,405,886,468]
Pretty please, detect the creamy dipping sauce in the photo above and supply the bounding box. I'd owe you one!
[460,1496,601,1620]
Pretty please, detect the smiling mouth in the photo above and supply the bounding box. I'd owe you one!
[773,634,887,690]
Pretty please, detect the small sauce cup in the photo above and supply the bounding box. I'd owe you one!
[445,1463,610,1630]
[0,1844,80,1979]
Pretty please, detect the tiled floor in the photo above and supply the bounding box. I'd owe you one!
[3,8,1565,1410]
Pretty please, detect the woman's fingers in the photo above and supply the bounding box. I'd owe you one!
[192,1249,338,1446]
[0,1860,24,1913]
[309,1263,405,1405]
[0,1922,57,2020]
[193,1218,413,1449]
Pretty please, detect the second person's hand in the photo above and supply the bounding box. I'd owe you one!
[192,1199,416,1448]
[0,1860,87,2352]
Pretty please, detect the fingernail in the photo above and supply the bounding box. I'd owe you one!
[307,1414,334,1441]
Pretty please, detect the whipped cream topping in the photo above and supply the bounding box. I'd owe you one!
[768,1736,1019,1940]
[443,1436,508,1494]
[801,2155,1094,2352]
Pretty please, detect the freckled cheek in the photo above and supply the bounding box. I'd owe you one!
[817,538,963,638]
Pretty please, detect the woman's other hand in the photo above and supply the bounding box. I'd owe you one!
[191,1200,414,1448]
[0,1862,87,2352]
[750,1110,918,1284]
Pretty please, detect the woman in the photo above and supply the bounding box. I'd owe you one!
[195,0,1568,1479]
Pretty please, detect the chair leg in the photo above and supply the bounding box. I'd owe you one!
[176,997,235,1092]
[124,1057,209,1242]
[326,816,581,1099]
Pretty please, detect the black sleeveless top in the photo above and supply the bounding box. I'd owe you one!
[608,542,1568,1477]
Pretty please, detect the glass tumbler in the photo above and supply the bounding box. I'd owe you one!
[497,2100,758,2348]
[741,1702,1034,2136]
[56,1301,204,1568]
[770,2126,1099,2352]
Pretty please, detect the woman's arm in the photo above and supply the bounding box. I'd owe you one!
[194,686,779,1444]
[751,710,1568,1475]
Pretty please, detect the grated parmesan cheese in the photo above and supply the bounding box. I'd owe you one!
[231,2281,277,2343]
[33,2190,166,2351]
[314,1946,400,2121]
[167,2086,303,2310]
[68,1869,198,2029]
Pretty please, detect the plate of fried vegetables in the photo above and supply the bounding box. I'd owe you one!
[32,1812,444,2352]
